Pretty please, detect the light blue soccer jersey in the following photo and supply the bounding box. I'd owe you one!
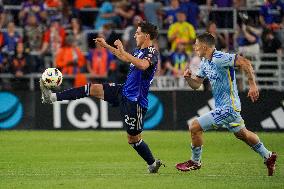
[197,50,241,112]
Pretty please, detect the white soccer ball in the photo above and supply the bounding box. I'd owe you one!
[41,68,63,88]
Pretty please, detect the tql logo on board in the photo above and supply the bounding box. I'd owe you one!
[53,93,163,130]
[0,92,23,129]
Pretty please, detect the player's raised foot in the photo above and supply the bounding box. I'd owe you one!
[39,79,53,104]
[265,152,277,176]
[175,160,201,172]
[148,159,165,173]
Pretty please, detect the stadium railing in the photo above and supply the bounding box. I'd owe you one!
[1,6,284,91]
[3,5,284,52]
[237,53,284,91]
[0,54,283,91]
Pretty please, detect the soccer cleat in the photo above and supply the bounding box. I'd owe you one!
[265,152,277,176]
[148,159,165,173]
[175,160,201,172]
[39,79,53,104]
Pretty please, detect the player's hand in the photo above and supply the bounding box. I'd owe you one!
[94,38,107,48]
[114,39,124,53]
[247,84,259,103]
[183,69,192,79]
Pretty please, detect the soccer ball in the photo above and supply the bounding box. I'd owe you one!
[41,68,63,88]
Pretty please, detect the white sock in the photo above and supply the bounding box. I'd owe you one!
[265,151,272,160]
[252,142,271,160]
[149,161,156,167]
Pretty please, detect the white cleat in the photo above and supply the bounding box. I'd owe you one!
[148,159,165,173]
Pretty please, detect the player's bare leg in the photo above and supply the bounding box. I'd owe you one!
[176,119,202,171]
[89,84,104,99]
[190,119,203,147]
[234,127,259,146]
[234,128,277,176]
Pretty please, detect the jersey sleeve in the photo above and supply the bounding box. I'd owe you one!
[144,47,159,67]
[196,62,205,78]
[213,52,237,68]
[131,48,138,56]
[167,24,176,39]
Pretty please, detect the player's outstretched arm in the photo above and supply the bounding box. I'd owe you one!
[235,55,259,102]
[114,39,151,70]
[184,69,203,90]
[94,38,129,62]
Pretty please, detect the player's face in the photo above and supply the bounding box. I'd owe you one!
[134,27,147,48]
[194,39,207,57]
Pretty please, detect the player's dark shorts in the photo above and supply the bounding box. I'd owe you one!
[103,83,147,136]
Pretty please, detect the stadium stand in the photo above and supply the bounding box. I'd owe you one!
[0,0,284,91]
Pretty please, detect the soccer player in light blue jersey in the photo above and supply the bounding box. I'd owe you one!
[175,33,277,176]
[40,22,164,173]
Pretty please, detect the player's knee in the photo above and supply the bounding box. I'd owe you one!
[127,134,141,144]
[234,128,247,140]
[189,119,202,134]
[90,84,103,98]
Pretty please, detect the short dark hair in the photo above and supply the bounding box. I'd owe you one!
[196,32,215,47]
[138,21,158,40]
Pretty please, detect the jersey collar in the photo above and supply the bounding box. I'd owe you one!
[207,48,217,61]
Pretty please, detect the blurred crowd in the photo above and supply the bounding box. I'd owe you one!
[0,0,283,88]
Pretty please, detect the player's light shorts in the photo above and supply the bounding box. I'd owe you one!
[103,83,147,136]
[197,107,245,133]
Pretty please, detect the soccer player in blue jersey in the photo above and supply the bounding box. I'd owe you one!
[175,33,277,176]
[40,21,164,173]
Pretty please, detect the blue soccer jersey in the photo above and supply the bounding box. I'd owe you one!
[122,46,159,109]
[197,50,241,112]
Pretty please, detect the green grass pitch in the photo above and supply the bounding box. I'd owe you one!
[0,131,283,189]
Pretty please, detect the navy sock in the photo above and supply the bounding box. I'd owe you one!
[130,139,155,165]
[56,83,91,101]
